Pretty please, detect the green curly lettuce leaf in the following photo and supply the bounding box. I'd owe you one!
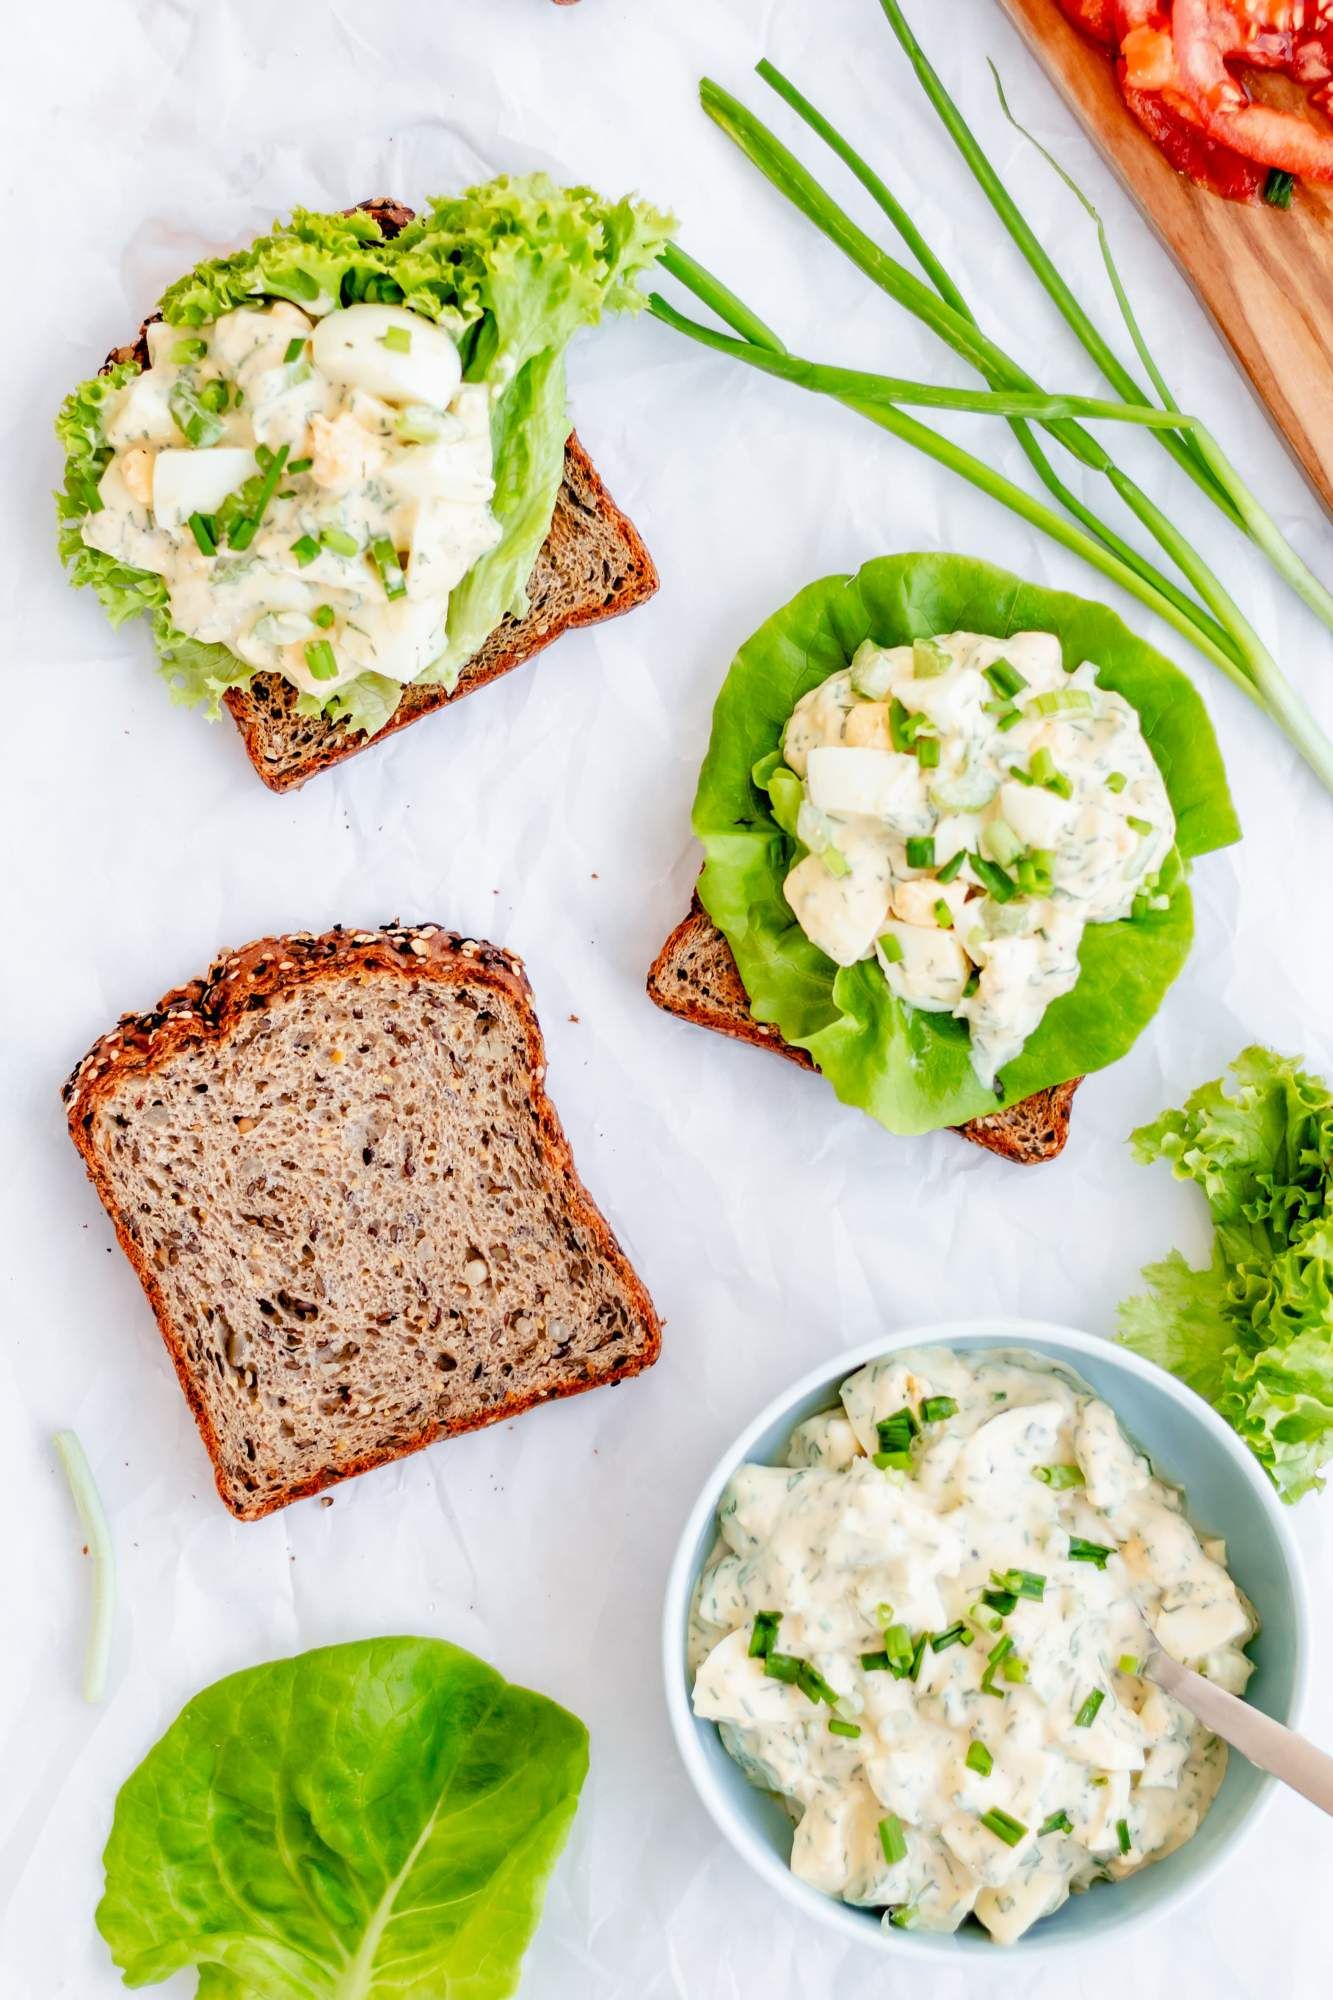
[693,553,1238,1136]
[1120,1046,1333,1502]
[96,1636,588,1998]
[56,177,673,732]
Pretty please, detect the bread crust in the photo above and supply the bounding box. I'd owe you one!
[65,924,662,1518]
[647,898,1080,1164]
[101,196,659,792]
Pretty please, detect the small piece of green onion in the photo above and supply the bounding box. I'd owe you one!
[395,404,443,444]
[170,336,207,364]
[197,378,229,414]
[931,1623,969,1653]
[1106,770,1128,793]
[748,1611,782,1659]
[992,1568,1046,1601]
[919,1395,958,1422]
[905,835,935,870]
[878,1814,908,1865]
[312,604,335,630]
[1033,1463,1084,1490]
[981,818,1022,867]
[916,733,941,769]
[820,845,851,879]
[888,696,916,751]
[321,526,360,558]
[283,336,308,364]
[1263,168,1295,209]
[877,1409,919,1452]
[224,443,289,552]
[1038,1809,1072,1836]
[380,324,412,353]
[983,658,1027,700]
[965,1739,993,1775]
[980,1635,1013,1697]
[878,933,904,965]
[828,1717,861,1738]
[969,853,1017,903]
[906,1633,928,1682]
[290,535,320,567]
[882,1623,914,1671]
[168,381,225,449]
[187,512,217,556]
[371,535,407,601]
[933,899,953,928]
[1015,854,1053,896]
[303,638,339,682]
[889,1906,917,1930]
[982,1587,1017,1616]
[762,1651,801,1685]
[979,1807,1027,1847]
[288,456,313,474]
[1068,1537,1115,1569]
[797,1660,840,1707]
[912,636,950,679]
[861,1650,893,1672]
[1116,1817,1132,1855]
[996,705,1023,731]
[935,851,965,886]
[872,1449,913,1472]
[1025,687,1093,719]
[1074,1688,1105,1728]
[1127,815,1153,836]
[1117,1654,1141,1676]
[1029,746,1072,797]
[1001,1654,1027,1684]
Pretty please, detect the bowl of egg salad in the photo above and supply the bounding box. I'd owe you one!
[663,1319,1307,1954]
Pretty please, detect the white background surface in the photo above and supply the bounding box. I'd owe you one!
[2,1,1330,1994]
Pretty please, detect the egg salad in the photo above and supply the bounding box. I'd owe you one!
[81,301,501,701]
[778,630,1176,1089]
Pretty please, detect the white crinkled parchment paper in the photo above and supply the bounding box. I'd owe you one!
[1,1,1331,1994]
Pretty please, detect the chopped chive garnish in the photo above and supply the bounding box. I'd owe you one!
[982,1587,1017,1616]
[187,512,217,556]
[312,604,336,630]
[935,851,964,886]
[933,898,953,928]
[283,336,307,364]
[1033,1463,1084,1490]
[882,1623,914,1671]
[889,1906,917,1929]
[290,535,320,567]
[1038,1809,1072,1836]
[916,733,940,768]
[996,705,1023,731]
[1068,1537,1115,1569]
[222,443,289,551]
[992,1568,1046,1601]
[303,638,339,682]
[965,1740,993,1775]
[762,1651,801,1685]
[1106,770,1128,793]
[797,1660,840,1707]
[876,1409,919,1453]
[171,337,207,364]
[380,324,412,353]
[371,535,407,600]
[321,526,360,557]
[889,696,917,751]
[980,1635,1014,1697]
[906,1633,928,1682]
[820,844,851,879]
[919,1395,958,1422]
[288,456,313,474]
[1117,1654,1141,1676]
[931,1622,968,1653]
[1074,1688,1105,1728]
[197,378,229,414]
[1116,1817,1132,1854]
[877,932,904,965]
[983,658,1027,700]
[828,1717,861,1738]
[872,1448,913,1472]
[905,835,935,870]
[1025,687,1093,718]
[878,1813,908,1865]
[969,853,1017,903]
[1127,815,1153,836]
[1001,1654,1027,1684]
[1263,168,1295,209]
[747,1610,781,1659]
[860,1649,892,1672]
[1028,746,1072,797]
[168,381,225,449]
[979,1807,1027,1847]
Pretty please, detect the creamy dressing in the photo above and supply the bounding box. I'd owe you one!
[82,301,502,699]
[779,630,1176,1088]
[690,1348,1255,1945]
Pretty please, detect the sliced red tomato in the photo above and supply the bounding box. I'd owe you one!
[1172,0,1333,179]
[1117,59,1268,194]
[1054,0,1123,46]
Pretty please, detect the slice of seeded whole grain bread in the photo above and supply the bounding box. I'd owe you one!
[64,924,661,1519]
[647,898,1080,1165]
[104,197,659,793]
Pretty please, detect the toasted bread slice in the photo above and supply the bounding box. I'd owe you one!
[105,197,658,793]
[64,924,661,1518]
[647,899,1080,1164]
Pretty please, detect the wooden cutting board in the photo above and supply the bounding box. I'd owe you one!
[996,0,1333,517]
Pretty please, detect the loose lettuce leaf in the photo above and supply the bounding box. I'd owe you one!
[693,554,1238,1135]
[97,1636,588,1998]
[57,178,673,732]
[1120,1047,1333,1502]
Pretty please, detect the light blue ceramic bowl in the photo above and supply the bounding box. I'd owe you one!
[662,1318,1308,1957]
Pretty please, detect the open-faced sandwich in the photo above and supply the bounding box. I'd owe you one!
[57,182,672,789]
[649,555,1238,1160]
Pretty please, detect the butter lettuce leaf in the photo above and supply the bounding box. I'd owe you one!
[56,178,672,734]
[97,1636,588,1998]
[693,554,1238,1136]
[1121,1046,1333,1500]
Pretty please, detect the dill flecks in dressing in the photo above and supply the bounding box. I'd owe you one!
[778,630,1176,1089]
[689,1348,1255,1946]
[82,302,501,701]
